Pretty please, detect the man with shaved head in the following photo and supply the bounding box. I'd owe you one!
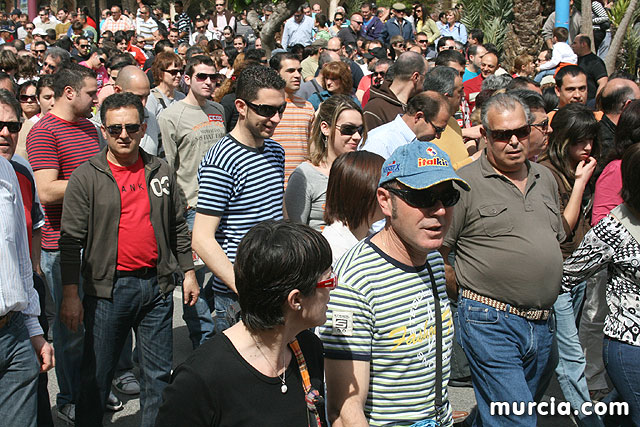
[112,65,160,156]
[598,77,640,162]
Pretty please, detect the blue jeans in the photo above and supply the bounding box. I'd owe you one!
[0,313,40,427]
[603,337,640,426]
[456,296,554,427]
[183,208,215,348]
[40,249,84,407]
[76,273,173,427]
[553,291,603,426]
[213,291,238,333]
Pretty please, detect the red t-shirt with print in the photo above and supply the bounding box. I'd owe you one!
[108,156,158,271]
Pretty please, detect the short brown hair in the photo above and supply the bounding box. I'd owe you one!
[321,61,352,95]
[324,151,384,229]
[553,27,569,42]
[151,51,182,84]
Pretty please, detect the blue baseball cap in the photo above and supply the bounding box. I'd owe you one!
[379,140,470,191]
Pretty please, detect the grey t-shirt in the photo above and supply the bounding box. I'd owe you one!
[443,152,565,309]
[158,99,226,207]
[284,162,328,231]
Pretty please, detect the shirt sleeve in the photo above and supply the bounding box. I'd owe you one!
[562,217,615,292]
[26,125,59,171]
[157,110,178,171]
[317,275,374,361]
[196,160,233,216]
[284,167,311,225]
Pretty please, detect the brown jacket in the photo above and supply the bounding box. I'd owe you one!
[363,82,405,131]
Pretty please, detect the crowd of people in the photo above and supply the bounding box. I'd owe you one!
[0,0,639,426]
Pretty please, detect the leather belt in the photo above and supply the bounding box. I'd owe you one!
[461,288,551,321]
[115,267,157,279]
[0,311,14,329]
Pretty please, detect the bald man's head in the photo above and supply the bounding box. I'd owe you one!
[114,65,150,107]
[601,78,640,117]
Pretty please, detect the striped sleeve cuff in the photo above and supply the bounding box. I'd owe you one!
[23,314,43,338]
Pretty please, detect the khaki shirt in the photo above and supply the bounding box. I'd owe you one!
[443,151,565,309]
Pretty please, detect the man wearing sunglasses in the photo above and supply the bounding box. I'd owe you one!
[441,93,565,427]
[363,91,450,159]
[158,55,224,347]
[509,89,550,162]
[26,63,100,425]
[79,48,108,91]
[319,139,470,426]
[192,65,286,334]
[59,92,197,427]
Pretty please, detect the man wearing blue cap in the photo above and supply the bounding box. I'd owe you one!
[318,139,469,426]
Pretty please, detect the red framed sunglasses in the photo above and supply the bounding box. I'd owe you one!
[316,272,337,290]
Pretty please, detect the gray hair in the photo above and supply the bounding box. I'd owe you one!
[481,93,532,130]
[43,46,70,65]
[481,74,513,91]
[423,66,458,96]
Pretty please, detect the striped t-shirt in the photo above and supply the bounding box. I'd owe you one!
[318,237,454,426]
[270,95,314,183]
[197,134,285,293]
[26,113,99,250]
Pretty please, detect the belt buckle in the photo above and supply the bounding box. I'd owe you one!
[523,309,541,321]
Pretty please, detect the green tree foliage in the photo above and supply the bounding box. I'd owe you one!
[607,0,640,75]
[460,0,513,50]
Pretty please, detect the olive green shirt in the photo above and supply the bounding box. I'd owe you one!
[443,151,565,309]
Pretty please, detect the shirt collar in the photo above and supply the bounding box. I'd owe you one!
[393,114,416,142]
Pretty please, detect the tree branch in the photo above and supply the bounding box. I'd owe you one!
[247,1,307,56]
[605,0,638,73]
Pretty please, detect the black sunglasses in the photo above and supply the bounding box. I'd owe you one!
[194,72,216,82]
[387,186,460,209]
[106,123,142,136]
[372,71,386,77]
[488,124,531,142]
[0,121,21,132]
[531,119,549,133]
[427,119,446,135]
[244,100,287,117]
[337,124,364,136]
[19,94,37,103]
[164,68,184,76]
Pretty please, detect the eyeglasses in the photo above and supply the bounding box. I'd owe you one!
[78,44,89,48]
[106,123,142,136]
[334,17,344,21]
[244,100,287,117]
[19,94,37,103]
[427,119,446,135]
[316,272,337,290]
[372,71,386,77]
[441,46,456,50]
[487,124,531,142]
[531,119,549,133]
[194,72,216,82]
[215,3,225,6]
[196,26,205,30]
[98,57,106,63]
[393,42,404,47]
[387,186,460,208]
[337,124,364,136]
[0,121,22,132]
[164,68,183,76]
[417,39,428,44]
[352,20,363,24]
[34,49,46,53]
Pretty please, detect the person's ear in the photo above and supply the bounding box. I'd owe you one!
[286,288,303,312]
[235,97,248,117]
[377,187,393,218]
[320,120,331,137]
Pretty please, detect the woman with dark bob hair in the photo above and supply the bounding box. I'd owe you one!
[322,151,384,265]
[538,103,601,423]
[156,220,332,426]
[563,143,640,425]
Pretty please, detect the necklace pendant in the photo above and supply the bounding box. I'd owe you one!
[281,383,288,394]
